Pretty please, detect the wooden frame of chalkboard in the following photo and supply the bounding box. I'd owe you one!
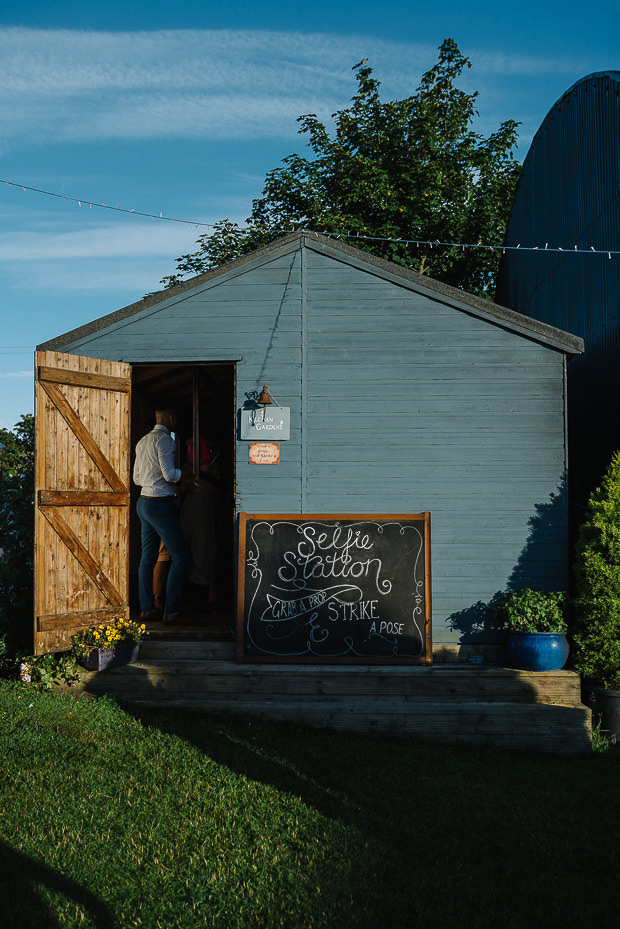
[236,513,432,664]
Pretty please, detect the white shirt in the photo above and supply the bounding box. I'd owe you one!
[133,424,182,497]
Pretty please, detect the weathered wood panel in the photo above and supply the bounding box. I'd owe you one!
[34,351,131,653]
[77,661,583,705]
[303,248,569,646]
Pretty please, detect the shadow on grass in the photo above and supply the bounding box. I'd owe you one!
[0,840,115,929]
[120,701,617,928]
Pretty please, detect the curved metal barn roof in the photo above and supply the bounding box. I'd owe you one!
[496,70,620,503]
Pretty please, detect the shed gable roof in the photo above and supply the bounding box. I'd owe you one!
[39,231,583,355]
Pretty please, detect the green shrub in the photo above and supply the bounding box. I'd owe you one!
[0,415,34,654]
[18,652,81,689]
[573,451,620,689]
[494,588,567,633]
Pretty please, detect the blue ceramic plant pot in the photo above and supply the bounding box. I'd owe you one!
[508,631,569,671]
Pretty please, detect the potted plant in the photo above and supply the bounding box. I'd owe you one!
[495,588,569,671]
[572,451,620,738]
[71,616,147,671]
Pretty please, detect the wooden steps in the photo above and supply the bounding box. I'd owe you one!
[67,641,592,753]
[131,698,590,754]
[96,660,582,706]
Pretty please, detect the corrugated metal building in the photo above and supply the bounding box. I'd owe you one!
[496,71,620,510]
[37,231,582,658]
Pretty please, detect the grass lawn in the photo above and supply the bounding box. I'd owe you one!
[0,682,618,929]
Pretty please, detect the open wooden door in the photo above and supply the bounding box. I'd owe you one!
[34,351,132,654]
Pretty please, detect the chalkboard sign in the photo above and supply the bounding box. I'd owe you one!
[237,513,431,664]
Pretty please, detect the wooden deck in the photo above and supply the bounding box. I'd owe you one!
[68,639,592,754]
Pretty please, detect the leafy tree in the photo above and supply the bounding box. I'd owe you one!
[572,451,620,689]
[0,414,34,654]
[161,40,521,298]
[0,414,34,473]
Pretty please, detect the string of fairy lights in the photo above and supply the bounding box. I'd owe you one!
[1,176,618,259]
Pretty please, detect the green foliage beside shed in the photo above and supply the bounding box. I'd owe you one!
[0,414,34,654]
[495,588,567,633]
[573,450,620,689]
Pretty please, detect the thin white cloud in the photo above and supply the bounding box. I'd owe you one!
[468,51,587,77]
[0,27,594,146]
[19,263,179,293]
[0,370,31,377]
[0,222,206,261]
[0,221,212,293]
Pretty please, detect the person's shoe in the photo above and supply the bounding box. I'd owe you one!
[163,613,181,625]
[140,609,160,621]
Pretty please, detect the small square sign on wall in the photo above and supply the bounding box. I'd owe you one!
[249,442,280,465]
[240,408,290,440]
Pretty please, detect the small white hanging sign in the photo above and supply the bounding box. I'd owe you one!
[240,407,290,440]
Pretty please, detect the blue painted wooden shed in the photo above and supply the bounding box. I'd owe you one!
[496,71,620,509]
[37,231,583,659]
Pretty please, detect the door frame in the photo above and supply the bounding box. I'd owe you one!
[128,360,238,615]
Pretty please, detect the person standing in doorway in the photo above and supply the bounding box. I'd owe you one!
[133,409,190,625]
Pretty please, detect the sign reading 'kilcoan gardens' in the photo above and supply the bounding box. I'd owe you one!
[237,514,431,664]
[239,407,290,440]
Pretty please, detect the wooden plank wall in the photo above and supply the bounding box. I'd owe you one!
[60,239,570,647]
[66,243,304,513]
[303,248,569,643]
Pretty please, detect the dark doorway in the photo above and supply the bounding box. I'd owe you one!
[129,362,236,640]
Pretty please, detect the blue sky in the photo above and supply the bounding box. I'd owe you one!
[1,0,618,427]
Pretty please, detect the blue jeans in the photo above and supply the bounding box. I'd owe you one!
[137,496,189,614]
